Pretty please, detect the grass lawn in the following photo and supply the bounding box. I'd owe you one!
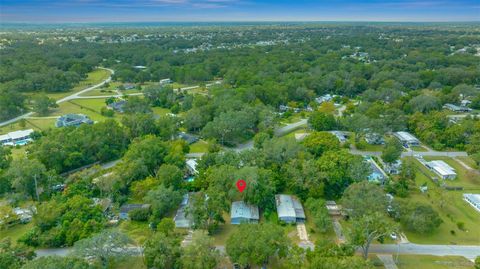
[212,213,236,246]
[109,257,146,269]
[45,69,111,100]
[189,140,209,153]
[400,157,480,245]
[423,156,480,190]
[0,120,40,134]
[118,220,154,245]
[151,107,171,117]
[396,255,474,269]
[456,156,479,170]
[411,145,429,152]
[50,99,114,123]
[0,222,33,245]
[359,143,384,152]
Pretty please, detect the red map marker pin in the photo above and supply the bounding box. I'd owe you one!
[236,179,247,193]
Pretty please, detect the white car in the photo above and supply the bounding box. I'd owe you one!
[390,232,398,240]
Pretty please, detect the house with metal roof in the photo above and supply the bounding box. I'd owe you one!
[393,131,420,146]
[329,131,348,143]
[230,201,259,225]
[426,160,457,180]
[463,193,480,213]
[56,114,93,127]
[174,193,194,228]
[0,129,34,146]
[186,159,198,175]
[365,133,385,145]
[275,194,306,223]
[178,132,199,144]
[443,103,471,112]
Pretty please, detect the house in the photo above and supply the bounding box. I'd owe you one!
[325,201,341,216]
[107,100,127,113]
[119,204,150,220]
[463,193,480,213]
[365,133,385,145]
[394,131,420,147]
[315,94,334,104]
[174,194,194,228]
[384,159,402,175]
[461,100,472,107]
[159,78,172,85]
[279,105,290,112]
[443,103,471,112]
[275,194,306,223]
[178,132,199,144]
[13,207,34,223]
[329,131,348,143]
[426,160,457,180]
[186,159,198,175]
[55,114,93,127]
[0,129,34,146]
[230,201,259,225]
[121,83,136,90]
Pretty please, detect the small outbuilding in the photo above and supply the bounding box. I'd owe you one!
[119,204,150,220]
[275,194,306,224]
[230,201,259,225]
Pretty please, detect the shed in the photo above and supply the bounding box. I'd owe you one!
[119,204,150,220]
[230,201,259,225]
[275,194,305,223]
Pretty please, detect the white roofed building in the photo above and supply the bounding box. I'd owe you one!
[463,193,480,213]
[0,129,34,146]
[230,201,259,225]
[426,160,457,180]
[186,159,198,175]
[394,131,420,146]
[275,194,306,223]
[174,193,194,228]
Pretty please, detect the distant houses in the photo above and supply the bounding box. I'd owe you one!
[13,207,34,223]
[119,204,150,220]
[0,129,34,147]
[55,114,93,127]
[329,131,348,143]
[230,201,259,225]
[394,131,420,147]
[443,103,471,113]
[365,133,385,145]
[174,194,194,228]
[315,94,335,104]
[275,194,306,224]
[107,100,127,113]
[425,160,457,180]
[463,193,480,213]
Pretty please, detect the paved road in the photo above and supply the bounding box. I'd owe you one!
[369,243,480,260]
[0,67,114,128]
[274,119,308,136]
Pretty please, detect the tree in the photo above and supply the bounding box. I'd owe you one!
[73,230,134,269]
[21,256,90,269]
[7,158,47,200]
[226,223,290,267]
[130,177,159,200]
[305,198,332,233]
[308,111,336,131]
[121,113,158,139]
[341,181,388,218]
[188,188,228,234]
[381,137,403,164]
[395,201,442,234]
[144,184,183,221]
[32,95,58,116]
[0,238,35,269]
[123,96,152,114]
[408,95,440,113]
[181,230,220,269]
[0,146,12,169]
[143,232,181,269]
[156,164,183,190]
[156,116,178,141]
[302,132,340,156]
[304,241,373,269]
[475,256,480,269]
[348,212,396,259]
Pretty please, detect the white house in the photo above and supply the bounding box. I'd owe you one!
[0,129,34,146]
[463,193,480,213]
[426,160,457,180]
[443,103,471,113]
[186,159,198,175]
[394,131,420,147]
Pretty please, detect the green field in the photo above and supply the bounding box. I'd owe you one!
[118,220,154,245]
[45,69,111,100]
[396,255,474,269]
[189,140,209,153]
[0,222,33,245]
[401,157,480,245]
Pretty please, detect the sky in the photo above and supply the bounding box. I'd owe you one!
[1,0,479,23]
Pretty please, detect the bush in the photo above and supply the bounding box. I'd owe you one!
[129,208,151,221]
[100,107,115,117]
[456,222,465,231]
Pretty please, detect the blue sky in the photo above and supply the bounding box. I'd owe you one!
[1,0,479,23]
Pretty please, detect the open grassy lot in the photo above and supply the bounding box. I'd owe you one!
[189,140,209,153]
[45,68,111,100]
[79,81,121,96]
[396,255,474,269]
[456,156,479,170]
[118,220,154,245]
[109,257,146,269]
[50,99,113,122]
[151,107,171,117]
[400,157,480,245]
[0,222,33,245]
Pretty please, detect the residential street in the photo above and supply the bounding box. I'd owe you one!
[369,243,480,261]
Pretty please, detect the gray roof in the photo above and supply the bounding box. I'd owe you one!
[464,193,480,206]
[231,201,259,220]
[275,194,305,219]
[119,204,150,214]
[56,114,93,127]
[394,131,419,143]
[174,194,194,228]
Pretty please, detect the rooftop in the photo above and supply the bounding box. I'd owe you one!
[275,194,305,219]
[231,201,259,220]
[427,160,456,176]
[394,131,419,142]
